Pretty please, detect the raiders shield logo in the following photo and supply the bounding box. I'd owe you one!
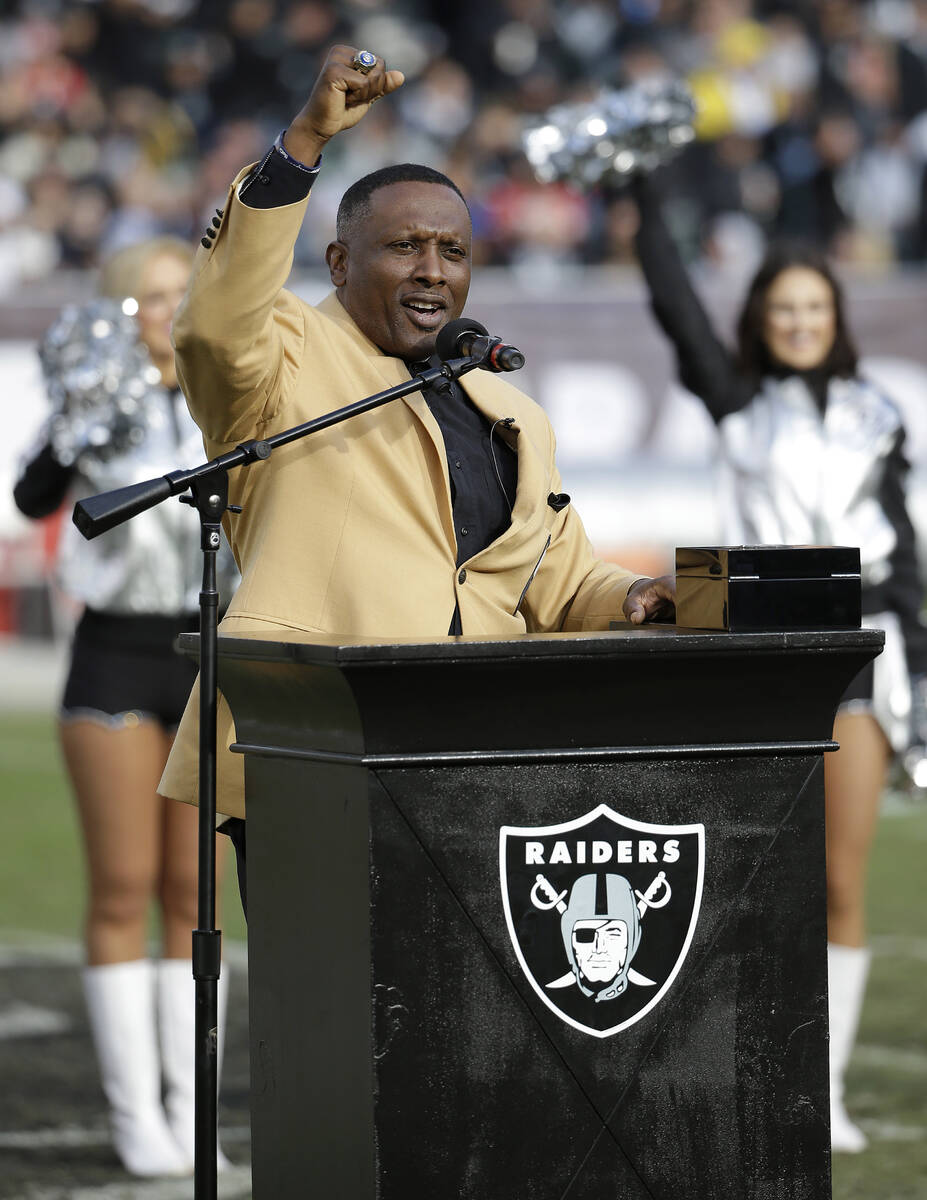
[500,804,705,1038]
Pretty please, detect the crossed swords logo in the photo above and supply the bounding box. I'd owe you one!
[529,870,673,990]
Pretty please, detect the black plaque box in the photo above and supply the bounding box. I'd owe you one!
[675,545,861,632]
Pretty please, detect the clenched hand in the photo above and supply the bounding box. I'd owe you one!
[283,45,404,166]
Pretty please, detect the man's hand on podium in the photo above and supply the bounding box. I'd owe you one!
[623,575,676,625]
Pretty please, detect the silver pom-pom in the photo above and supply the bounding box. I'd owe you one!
[38,299,162,466]
[522,78,696,189]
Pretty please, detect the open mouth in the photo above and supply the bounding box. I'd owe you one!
[401,296,447,330]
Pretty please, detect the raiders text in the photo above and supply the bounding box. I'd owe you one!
[524,839,680,865]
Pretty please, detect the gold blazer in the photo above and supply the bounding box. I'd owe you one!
[159,167,639,817]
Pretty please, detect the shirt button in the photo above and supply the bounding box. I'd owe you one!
[455,460,462,469]
[460,526,469,536]
[458,569,467,584]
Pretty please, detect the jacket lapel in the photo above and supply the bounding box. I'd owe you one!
[313,294,542,549]
[315,292,446,447]
[314,291,455,530]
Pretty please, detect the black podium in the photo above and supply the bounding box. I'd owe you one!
[215,626,882,1200]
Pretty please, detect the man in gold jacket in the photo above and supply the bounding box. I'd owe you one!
[159,45,674,821]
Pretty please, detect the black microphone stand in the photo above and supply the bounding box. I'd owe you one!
[71,352,485,1200]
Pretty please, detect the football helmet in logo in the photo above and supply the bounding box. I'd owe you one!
[561,873,642,1001]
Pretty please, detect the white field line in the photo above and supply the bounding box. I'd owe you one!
[879,789,927,821]
[0,1125,251,1151]
[854,1043,927,1074]
[0,934,248,970]
[870,933,927,963]
[0,1124,108,1149]
[0,742,64,773]
[18,1162,253,1200]
[858,1119,927,1142]
[0,1001,70,1039]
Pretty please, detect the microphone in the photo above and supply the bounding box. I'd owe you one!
[435,317,526,372]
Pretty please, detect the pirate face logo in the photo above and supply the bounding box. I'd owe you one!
[572,916,630,991]
[500,804,704,1038]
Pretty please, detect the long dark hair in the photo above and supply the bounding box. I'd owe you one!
[736,244,859,381]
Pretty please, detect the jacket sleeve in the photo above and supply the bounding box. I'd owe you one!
[880,429,927,676]
[13,440,75,519]
[633,174,749,422]
[521,424,641,632]
[171,164,313,446]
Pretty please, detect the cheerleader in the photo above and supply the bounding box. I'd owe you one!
[14,239,234,1176]
[633,174,927,1152]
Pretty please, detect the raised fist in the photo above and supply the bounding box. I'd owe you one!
[283,44,404,165]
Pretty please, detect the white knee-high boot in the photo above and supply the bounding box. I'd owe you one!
[827,942,871,1153]
[82,960,192,1177]
[156,957,231,1170]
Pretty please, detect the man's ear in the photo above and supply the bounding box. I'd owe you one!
[326,241,348,287]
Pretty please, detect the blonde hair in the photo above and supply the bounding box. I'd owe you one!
[98,236,194,302]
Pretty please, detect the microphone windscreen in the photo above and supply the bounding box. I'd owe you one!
[435,317,488,362]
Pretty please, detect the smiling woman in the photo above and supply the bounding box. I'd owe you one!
[632,169,927,1155]
[736,243,858,381]
[762,268,837,368]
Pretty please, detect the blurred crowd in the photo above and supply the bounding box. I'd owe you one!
[2,0,927,294]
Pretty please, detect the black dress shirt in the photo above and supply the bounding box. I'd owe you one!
[410,356,518,566]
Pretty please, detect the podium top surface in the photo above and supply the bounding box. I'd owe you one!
[179,625,883,666]
[197,626,884,767]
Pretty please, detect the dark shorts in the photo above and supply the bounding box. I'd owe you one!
[218,817,248,920]
[839,659,874,708]
[61,608,199,730]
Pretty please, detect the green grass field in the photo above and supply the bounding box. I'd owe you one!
[0,711,247,944]
[1,712,925,1195]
